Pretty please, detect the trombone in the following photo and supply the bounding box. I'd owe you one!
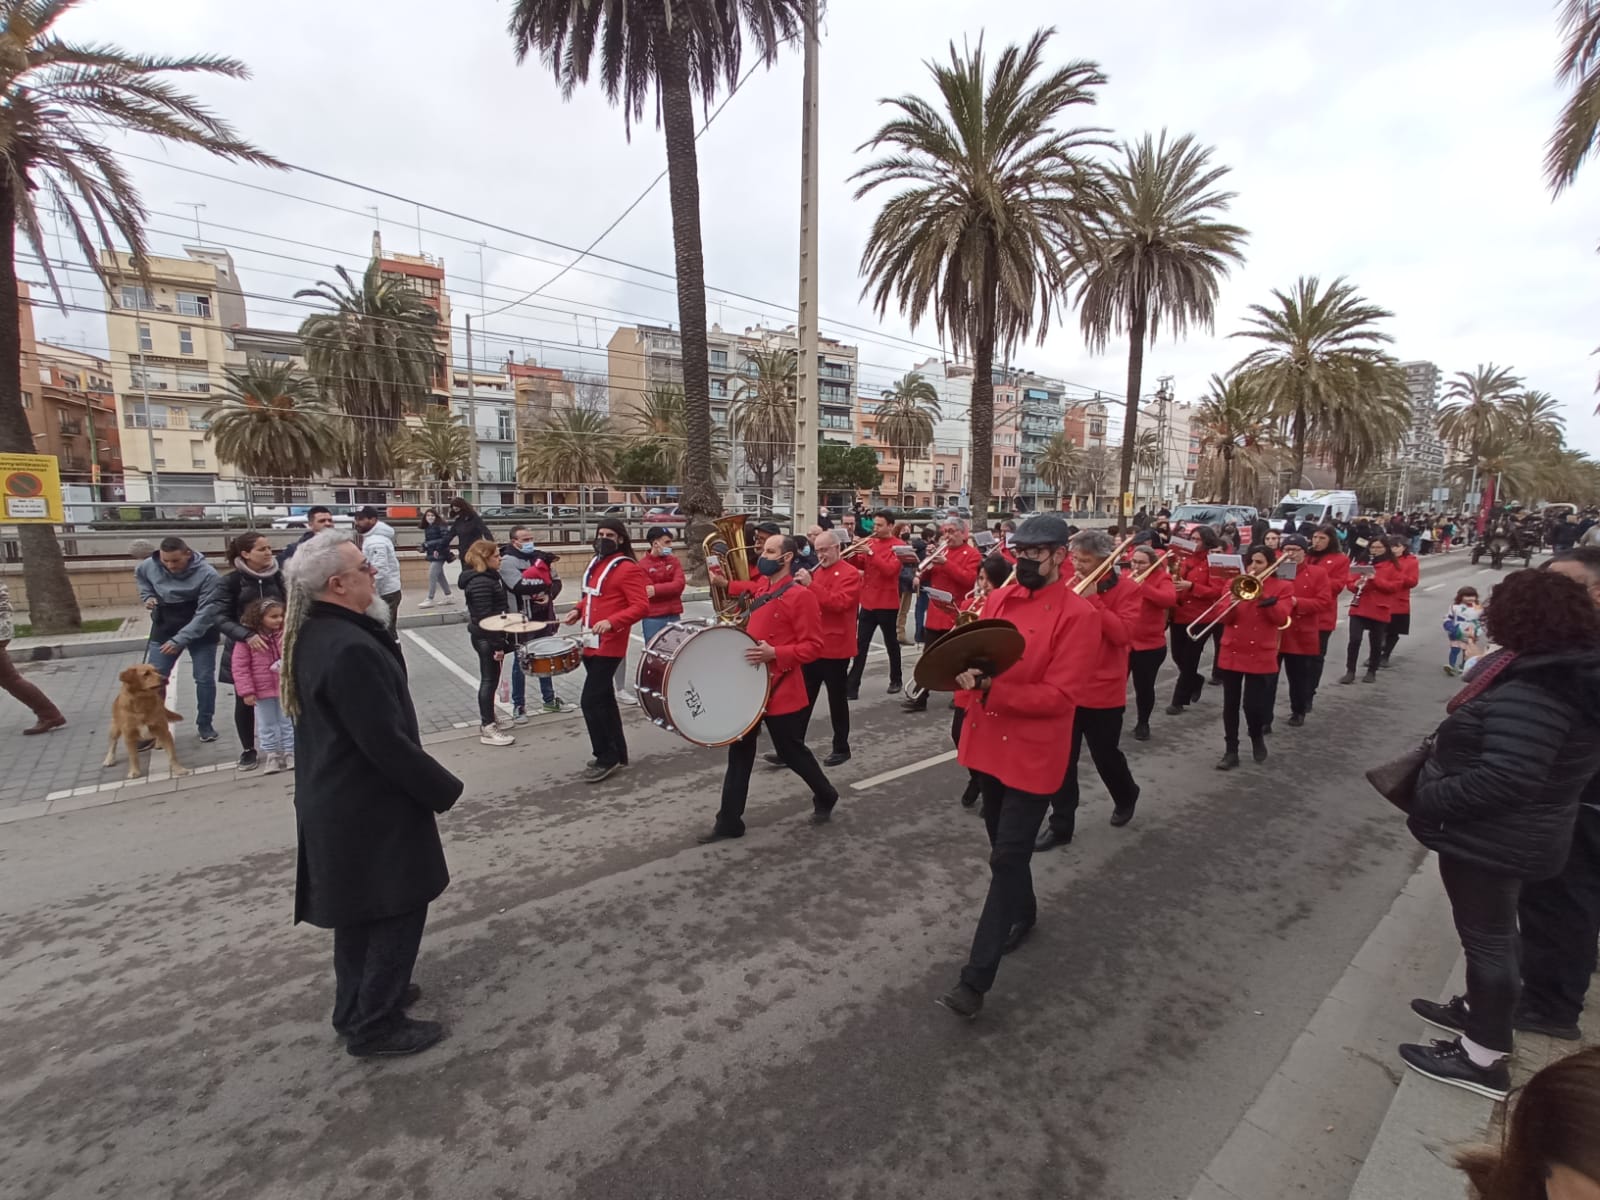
[1071,534,1139,595]
[1184,557,1288,639]
[1131,548,1175,584]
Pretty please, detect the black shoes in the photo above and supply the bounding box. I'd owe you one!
[237,749,259,772]
[1110,805,1135,827]
[1251,736,1269,763]
[347,1016,444,1059]
[1378,656,1393,669]
[845,689,859,702]
[1411,994,1469,1036]
[1164,704,1186,716]
[1002,921,1034,954]
[810,792,839,825]
[582,762,621,783]
[936,982,983,1020]
[959,779,982,808]
[1216,750,1240,771]
[696,827,742,845]
[1338,672,1357,685]
[1132,723,1151,741]
[1034,827,1073,852]
[902,696,928,713]
[1287,713,1305,727]
[1362,670,1378,684]
[823,750,851,767]
[887,681,902,695]
[1398,1038,1510,1101]
[1514,1009,1582,1041]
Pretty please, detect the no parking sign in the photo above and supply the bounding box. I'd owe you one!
[0,452,64,523]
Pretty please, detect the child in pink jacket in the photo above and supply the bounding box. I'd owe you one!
[231,598,293,773]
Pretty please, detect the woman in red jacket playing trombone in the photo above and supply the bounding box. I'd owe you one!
[1215,544,1294,770]
[1340,535,1404,685]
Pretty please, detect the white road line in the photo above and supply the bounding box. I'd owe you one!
[1422,583,1443,592]
[849,749,958,791]
[402,629,513,719]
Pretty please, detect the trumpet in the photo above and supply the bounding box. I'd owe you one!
[1184,556,1288,639]
[914,537,952,581]
[1071,534,1140,596]
[839,537,875,560]
[954,563,1018,625]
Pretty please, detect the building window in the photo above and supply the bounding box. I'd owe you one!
[497,411,514,440]
[498,450,515,481]
[191,451,207,469]
[178,327,194,355]
[152,456,166,468]
[137,322,153,352]
[176,292,211,318]
[708,350,729,369]
[119,285,152,309]
[19,390,30,409]
[1089,420,1104,436]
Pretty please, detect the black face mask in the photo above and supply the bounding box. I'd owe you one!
[1014,557,1049,590]
[594,537,619,557]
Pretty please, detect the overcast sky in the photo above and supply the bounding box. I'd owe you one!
[33,0,1600,455]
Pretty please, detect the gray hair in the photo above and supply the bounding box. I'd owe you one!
[816,530,840,551]
[128,538,155,558]
[941,516,969,533]
[1070,529,1115,558]
[281,530,357,719]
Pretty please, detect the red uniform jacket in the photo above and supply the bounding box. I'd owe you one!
[1130,569,1177,651]
[1218,578,1293,674]
[727,574,770,599]
[1172,551,1224,626]
[853,536,909,610]
[1077,571,1140,708]
[1278,562,1331,656]
[956,582,1102,795]
[744,579,823,716]
[1306,551,1349,633]
[1392,553,1420,615]
[641,551,686,618]
[921,543,983,634]
[1347,557,1403,622]
[805,559,861,660]
[576,553,649,658]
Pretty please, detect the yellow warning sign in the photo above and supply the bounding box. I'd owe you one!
[0,452,64,524]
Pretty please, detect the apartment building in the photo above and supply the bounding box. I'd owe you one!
[374,234,451,403]
[16,284,122,494]
[448,367,518,504]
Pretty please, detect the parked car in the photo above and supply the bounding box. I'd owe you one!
[1168,503,1259,538]
[642,506,686,527]
[602,503,641,519]
[270,511,355,530]
[481,505,548,522]
[891,506,942,525]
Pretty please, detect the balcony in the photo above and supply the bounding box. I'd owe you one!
[58,418,84,436]
[819,363,852,381]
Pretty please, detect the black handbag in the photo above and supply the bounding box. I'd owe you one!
[1364,735,1434,813]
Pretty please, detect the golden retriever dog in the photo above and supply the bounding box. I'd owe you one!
[103,663,190,780]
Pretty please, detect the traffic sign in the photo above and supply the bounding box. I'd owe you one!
[0,452,63,523]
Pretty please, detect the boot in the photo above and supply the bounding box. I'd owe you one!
[1338,671,1357,685]
[1216,747,1240,771]
[1132,722,1151,741]
[1362,669,1378,683]
[1251,735,1269,763]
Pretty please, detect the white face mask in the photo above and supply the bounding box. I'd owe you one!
[656,545,673,557]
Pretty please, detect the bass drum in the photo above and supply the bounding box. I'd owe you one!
[636,621,772,747]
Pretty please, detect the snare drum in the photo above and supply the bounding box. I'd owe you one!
[635,621,771,747]
[519,635,582,677]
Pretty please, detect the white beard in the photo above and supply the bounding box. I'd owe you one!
[365,597,393,625]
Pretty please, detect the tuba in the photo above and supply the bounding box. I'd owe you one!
[704,514,756,625]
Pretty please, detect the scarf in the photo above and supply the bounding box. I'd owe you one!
[233,557,281,579]
[1447,648,1518,713]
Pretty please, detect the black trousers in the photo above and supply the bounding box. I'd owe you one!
[234,692,254,752]
[716,708,837,835]
[581,655,628,767]
[1518,804,1600,1026]
[1220,669,1276,747]
[802,657,850,755]
[1170,626,1208,706]
[1439,853,1522,1054]
[332,904,428,1042]
[471,636,504,726]
[1128,646,1166,726]
[847,607,901,692]
[960,774,1052,994]
[1308,629,1333,700]
[1346,616,1387,673]
[1048,706,1140,835]
[1281,653,1318,716]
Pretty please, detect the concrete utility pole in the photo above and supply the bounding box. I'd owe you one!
[465,313,477,508]
[791,0,820,528]
[139,347,158,513]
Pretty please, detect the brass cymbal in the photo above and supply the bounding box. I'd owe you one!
[479,614,551,634]
[912,619,1025,692]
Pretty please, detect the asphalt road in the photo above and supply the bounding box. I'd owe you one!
[0,556,1493,1200]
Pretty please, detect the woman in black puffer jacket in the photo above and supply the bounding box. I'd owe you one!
[217,531,287,770]
[1399,568,1600,1100]
[459,539,516,747]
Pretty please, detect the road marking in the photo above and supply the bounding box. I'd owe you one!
[1422,583,1443,592]
[401,629,513,720]
[850,749,958,791]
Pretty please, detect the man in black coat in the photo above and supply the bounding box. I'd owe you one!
[281,531,464,1058]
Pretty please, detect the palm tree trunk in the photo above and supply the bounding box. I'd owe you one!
[896,454,906,505]
[1291,399,1307,491]
[1117,297,1147,513]
[1221,451,1233,502]
[968,253,999,520]
[655,28,721,563]
[0,181,83,634]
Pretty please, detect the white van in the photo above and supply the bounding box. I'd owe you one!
[1267,490,1360,532]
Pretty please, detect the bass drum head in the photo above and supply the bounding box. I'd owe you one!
[663,625,770,746]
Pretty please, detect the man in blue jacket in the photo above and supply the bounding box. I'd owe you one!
[135,537,226,741]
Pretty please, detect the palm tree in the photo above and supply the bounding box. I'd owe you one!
[854,29,1106,519]
[1315,381,1411,487]
[507,0,804,533]
[518,406,616,515]
[624,382,730,488]
[1438,364,1523,470]
[875,371,940,502]
[296,261,439,485]
[1079,444,1114,514]
[1232,276,1404,490]
[1035,432,1082,510]
[398,408,474,508]
[730,349,796,507]
[1502,389,1566,450]
[1073,130,1249,504]
[1547,0,1600,194]
[0,3,278,634]
[204,360,332,502]
[1131,427,1164,506]
[1193,371,1272,503]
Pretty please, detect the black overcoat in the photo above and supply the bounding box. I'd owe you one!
[291,603,464,928]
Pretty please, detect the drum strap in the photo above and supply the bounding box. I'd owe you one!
[580,554,627,634]
[746,579,795,615]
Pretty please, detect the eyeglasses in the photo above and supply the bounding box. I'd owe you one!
[1015,546,1056,562]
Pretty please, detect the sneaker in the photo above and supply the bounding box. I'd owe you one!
[262,755,282,776]
[1287,713,1305,727]
[583,762,620,783]
[1216,750,1240,771]
[936,982,984,1019]
[197,725,219,743]
[617,690,639,707]
[1397,1038,1510,1101]
[1132,723,1150,741]
[347,1016,445,1059]
[542,699,565,714]
[237,749,259,772]
[418,599,435,609]
[1164,704,1186,716]
[1513,1010,1582,1041]
[1411,994,1469,1036]
[284,753,294,770]
[1362,670,1378,683]
[494,715,516,731]
[512,707,530,726]
[479,724,515,747]
[1338,672,1357,685]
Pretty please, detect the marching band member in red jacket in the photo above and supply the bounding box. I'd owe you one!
[1380,541,1421,667]
[560,518,648,783]
[1275,536,1331,726]
[1168,526,1225,713]
[950,552,1018,810]
[1126,544,1177,740]
[793,530,859,766]
[1304,524,1350,703]
[937,515,1102,1021]
[903,516,983,713]
[845,511,911,699]
[639,525,686,643]
[1341,535,1404,684]
[699,535,839,843]
[1216,544,1295,770]
[1037,529,1145,851]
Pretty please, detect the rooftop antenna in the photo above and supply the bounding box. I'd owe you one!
[177,202,206,243]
